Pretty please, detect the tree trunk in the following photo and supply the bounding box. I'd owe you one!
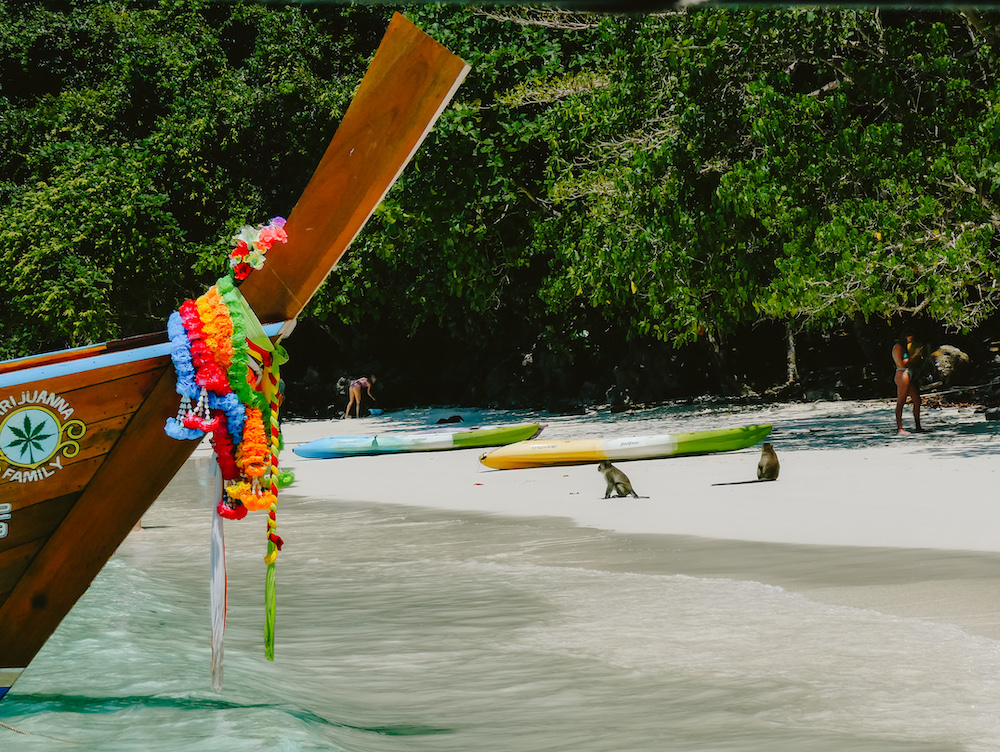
[700,329,747,397]
[852,313,884,378]
[784,322,800,385]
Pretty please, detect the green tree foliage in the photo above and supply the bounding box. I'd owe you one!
[312,6,999,378]
[307,6,577,344]
[526,9,1000,345]
[2,3,998,381]
[720,12,1000,330]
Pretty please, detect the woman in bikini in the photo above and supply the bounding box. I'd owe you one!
[891,329,924,435]
[344,376,375,419]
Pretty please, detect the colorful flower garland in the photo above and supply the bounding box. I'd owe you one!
[164,216,290,665]
[165,218,288,512]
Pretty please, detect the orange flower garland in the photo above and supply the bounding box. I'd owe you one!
[227,407,277,512]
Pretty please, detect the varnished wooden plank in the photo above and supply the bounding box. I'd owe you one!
[0,330,168,379]
[0,455,102,509]
[0,355,168,397]
[0,494,77,552]
[0,387,152,507]
[0,540,44,596]
[0,500,74,609]
[0,415,132,505]
[59,366,165,423]
[0,345,109,376]
[239,13,470,323]
[67,413,132,465]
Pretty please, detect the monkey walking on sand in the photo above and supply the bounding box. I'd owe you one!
[597,460,644,498]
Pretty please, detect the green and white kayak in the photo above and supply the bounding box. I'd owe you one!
[479,424,772,470]
[293,422,545,459]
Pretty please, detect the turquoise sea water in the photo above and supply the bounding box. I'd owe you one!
[3,403,1000,751]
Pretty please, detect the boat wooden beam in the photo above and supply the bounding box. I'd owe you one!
[239,12,470,324]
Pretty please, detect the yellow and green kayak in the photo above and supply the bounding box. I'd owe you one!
[478,424,772,470]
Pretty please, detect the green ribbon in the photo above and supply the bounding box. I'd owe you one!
[264,546,276,661]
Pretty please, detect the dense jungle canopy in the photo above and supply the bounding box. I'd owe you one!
[2,1,999,404]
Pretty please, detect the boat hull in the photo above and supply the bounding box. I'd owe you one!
[0,352,190,679]
[478,424,773,469]
[293,423,545,458]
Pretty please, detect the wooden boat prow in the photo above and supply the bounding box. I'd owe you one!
[0,13,468,702]
[239,14,469,324]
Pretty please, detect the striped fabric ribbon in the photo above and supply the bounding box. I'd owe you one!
[247,339,285,660]
[210,463,227,690]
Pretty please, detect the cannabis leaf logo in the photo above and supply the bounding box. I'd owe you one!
[4,413,54,465]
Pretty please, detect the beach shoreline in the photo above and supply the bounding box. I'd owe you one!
[165,399,1000,639]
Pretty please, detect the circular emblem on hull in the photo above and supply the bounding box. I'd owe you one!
[0,390,87,484]
[0,407,61,469]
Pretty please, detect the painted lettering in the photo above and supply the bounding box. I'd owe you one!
[43,393,73,419]
[2,390,76,418]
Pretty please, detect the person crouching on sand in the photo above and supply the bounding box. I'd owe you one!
[892,328,924,435]
[344,376,375,419]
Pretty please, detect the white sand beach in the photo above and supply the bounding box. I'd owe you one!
[279,400,1000,553]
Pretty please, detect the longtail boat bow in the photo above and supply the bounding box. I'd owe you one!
[0,14,469,702]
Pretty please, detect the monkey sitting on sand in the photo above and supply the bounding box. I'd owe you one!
[756,442,780,481]
[598,460,641,498]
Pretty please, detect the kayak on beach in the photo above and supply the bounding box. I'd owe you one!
[478,424,773,469]
[293,422,546,459]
